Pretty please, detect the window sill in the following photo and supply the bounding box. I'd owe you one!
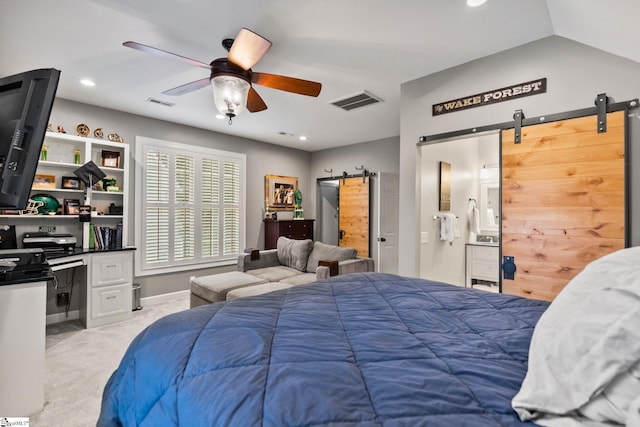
[134,258,236,277]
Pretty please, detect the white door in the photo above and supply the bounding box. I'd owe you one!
[376,172,399,273]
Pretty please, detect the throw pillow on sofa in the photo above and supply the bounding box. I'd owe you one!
[277,237,313,272]
[306,241,357,273]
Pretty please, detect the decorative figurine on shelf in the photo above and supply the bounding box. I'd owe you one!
[40,144,47,161]
[75,123,90,137]
[94,128,104,139]
[74,149,81,164]
[47,123,53,132]
[108,133,124,143]
[56,125,66,133]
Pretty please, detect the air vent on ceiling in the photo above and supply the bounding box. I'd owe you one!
[330,90,383,111]
[146,97,175,107]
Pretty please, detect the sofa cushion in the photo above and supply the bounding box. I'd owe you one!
[279,273,318,286]
[246,265,303,282]
[277,237,313,272]
[190,271,267,303]
[306,241,357,273]
[226,282,293,301]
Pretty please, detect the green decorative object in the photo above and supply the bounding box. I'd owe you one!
[30,193,60,214]
[294,189,302,207]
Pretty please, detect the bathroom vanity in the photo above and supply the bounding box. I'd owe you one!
[465,242,499,288]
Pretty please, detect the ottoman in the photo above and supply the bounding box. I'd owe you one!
[190,271,267,308]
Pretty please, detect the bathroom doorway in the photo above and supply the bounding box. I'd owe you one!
[418,132,500,287]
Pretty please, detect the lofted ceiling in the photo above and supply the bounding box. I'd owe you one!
[1,0,638,151]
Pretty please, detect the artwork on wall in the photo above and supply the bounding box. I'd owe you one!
[265,174,298,211]
[439,161,451,211]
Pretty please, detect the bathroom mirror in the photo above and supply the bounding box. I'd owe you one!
[480,182,499,232]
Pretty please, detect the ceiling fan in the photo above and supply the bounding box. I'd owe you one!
[123,28,322,124]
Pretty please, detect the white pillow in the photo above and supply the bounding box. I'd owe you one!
[512,246,640,426]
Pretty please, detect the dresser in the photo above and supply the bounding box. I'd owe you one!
[264,219,314,249]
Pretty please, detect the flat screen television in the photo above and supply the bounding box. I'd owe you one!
[0,68,60,209]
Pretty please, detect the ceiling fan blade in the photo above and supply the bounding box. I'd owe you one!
[123,41,211,70]
[252,72,322,97]
[228,28,272,70]
[247,87,268,112]
[162,77,211,96]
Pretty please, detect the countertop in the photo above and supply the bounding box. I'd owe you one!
[466,242,499,247]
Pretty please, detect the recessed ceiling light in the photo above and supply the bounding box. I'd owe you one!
[80,79,95,87]
[467,0,487,6]
[299,136,307,141]
[215,114,225,120]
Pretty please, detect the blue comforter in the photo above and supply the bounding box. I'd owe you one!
[98,273,548,426]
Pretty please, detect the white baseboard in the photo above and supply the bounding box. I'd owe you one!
[141,290,190,306]
[46,310,79,325]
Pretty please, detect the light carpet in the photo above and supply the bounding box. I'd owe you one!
[30,294,189,426]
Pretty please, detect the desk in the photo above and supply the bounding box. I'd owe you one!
[48,248,135,328]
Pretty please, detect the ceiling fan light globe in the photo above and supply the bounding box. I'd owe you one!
[212,75,250,118]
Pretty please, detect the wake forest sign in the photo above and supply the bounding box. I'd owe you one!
[432,78,547,116]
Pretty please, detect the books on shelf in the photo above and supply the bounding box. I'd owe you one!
[90,222,123,250]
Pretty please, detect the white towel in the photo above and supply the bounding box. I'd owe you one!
[470,206,481,234]
[440,213,460,244]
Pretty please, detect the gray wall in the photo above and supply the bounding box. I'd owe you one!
[399,35,640,277]
[48,99,311,298]
[308,135,400,213]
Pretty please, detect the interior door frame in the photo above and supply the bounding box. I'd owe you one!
[317,172,374,256]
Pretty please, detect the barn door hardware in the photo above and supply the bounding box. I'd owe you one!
[342,171,348,184]
[513,109,524,144]
[355,165,368,183]
[502,256,517,280]
[595,93,608,133]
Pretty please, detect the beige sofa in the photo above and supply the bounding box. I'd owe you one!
[189,237,374,307]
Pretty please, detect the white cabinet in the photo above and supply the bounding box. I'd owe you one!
[0,131,129,249]
[83,251,133,328]
[0,280,46,416]
[465,244,499,287]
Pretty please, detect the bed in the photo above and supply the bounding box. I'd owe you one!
[98,247,640,426]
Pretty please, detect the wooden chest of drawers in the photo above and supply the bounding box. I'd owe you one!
[264,219,314,249]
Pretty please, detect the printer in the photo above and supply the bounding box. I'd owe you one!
[22,232,77,252]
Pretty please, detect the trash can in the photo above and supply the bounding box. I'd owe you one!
[132,283,142,311]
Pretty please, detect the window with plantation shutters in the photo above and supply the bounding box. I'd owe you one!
[135,136,246,276]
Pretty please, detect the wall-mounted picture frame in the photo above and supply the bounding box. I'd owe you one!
[61,176,81,189]
[33,174,56,189]
[265,174,298,211]
[64,199,80,215]
[101,150,121,168]
[439,161,451,212]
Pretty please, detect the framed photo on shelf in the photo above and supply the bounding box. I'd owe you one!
[64,199,80,215]
[101,150,121,168]
[265,174,298,211]
[61,176,81,189]
[33,174,56,189]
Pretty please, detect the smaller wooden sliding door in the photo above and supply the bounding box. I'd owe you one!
[501,111,626,301]
[339,177,370,257]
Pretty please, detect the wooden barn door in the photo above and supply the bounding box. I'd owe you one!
[501,111,626,301]
[339,176,370,257]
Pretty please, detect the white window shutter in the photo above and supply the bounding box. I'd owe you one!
[136,136,245,275]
